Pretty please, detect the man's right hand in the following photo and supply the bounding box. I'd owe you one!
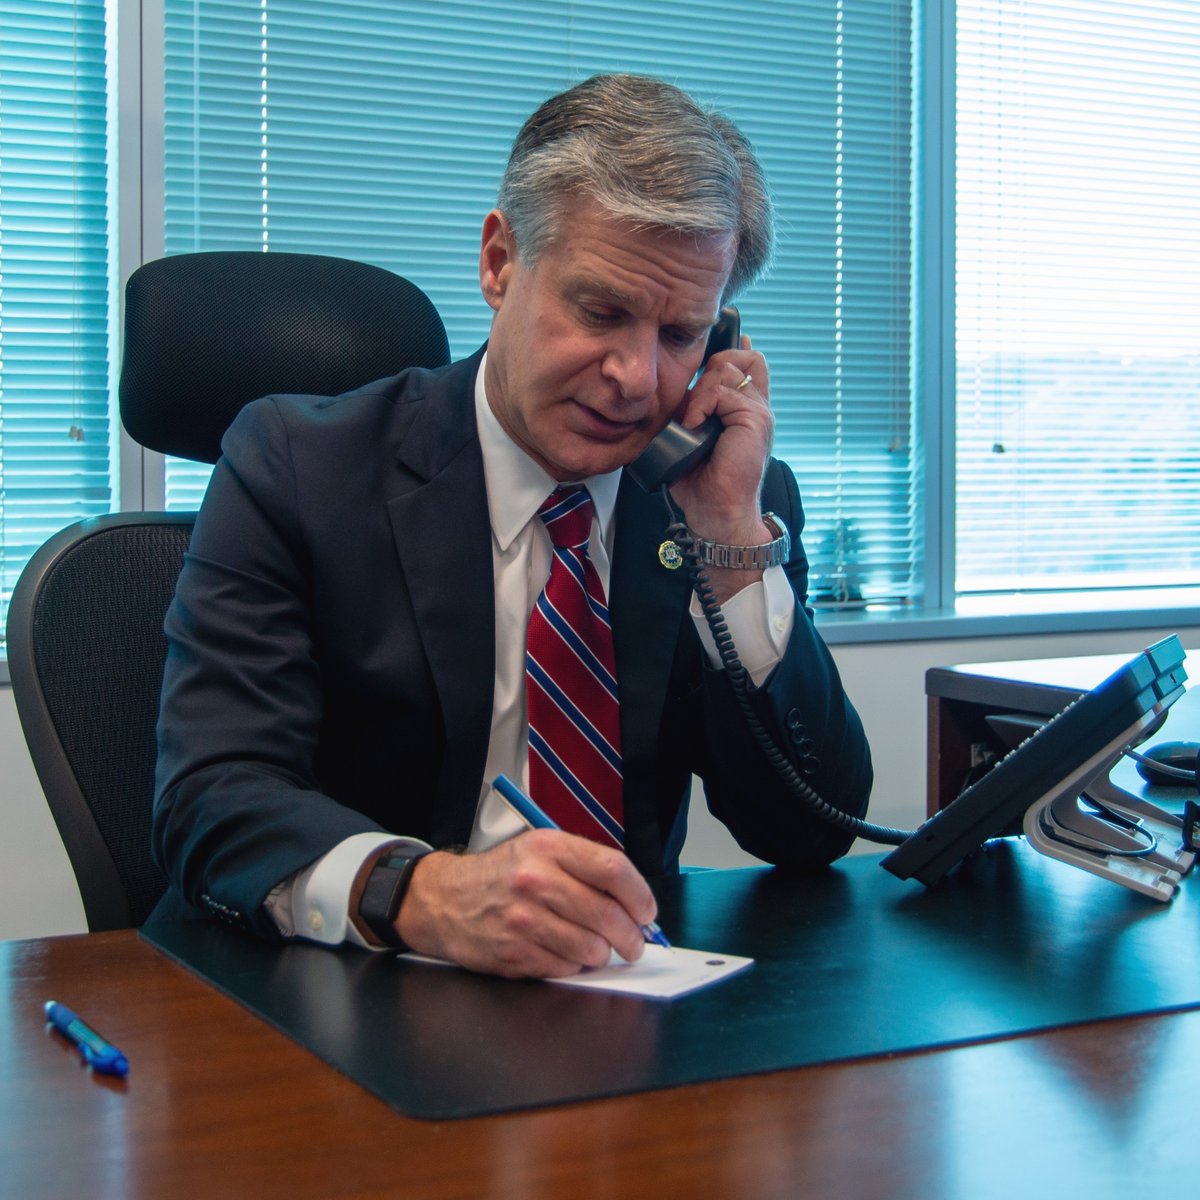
[394,830,659,978]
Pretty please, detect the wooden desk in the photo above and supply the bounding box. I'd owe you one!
[5,871,1199,1199]
[925,650,1195,815]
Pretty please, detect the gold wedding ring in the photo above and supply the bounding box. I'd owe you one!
[735,372,754,391]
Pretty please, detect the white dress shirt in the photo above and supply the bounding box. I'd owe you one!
[267,354,795,946]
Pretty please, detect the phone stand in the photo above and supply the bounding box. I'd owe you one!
[1021,714,1197,901]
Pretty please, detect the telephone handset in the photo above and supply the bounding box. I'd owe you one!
[626,306,740,492]
[632,300,914,853]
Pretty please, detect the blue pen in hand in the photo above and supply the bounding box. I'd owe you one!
[44,1001,129,1077]
[492,774,672,949]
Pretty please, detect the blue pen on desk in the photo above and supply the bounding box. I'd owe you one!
[492,774,672,949]
[44,1001,129,1077]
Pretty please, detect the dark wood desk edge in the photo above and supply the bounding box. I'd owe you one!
[924,666,1091,815]
[924,646,1195,815]
[925,664,1087,714]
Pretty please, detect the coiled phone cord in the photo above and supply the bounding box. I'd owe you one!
[661,491,914,846]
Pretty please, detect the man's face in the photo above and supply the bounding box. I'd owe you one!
[479,197,736,481]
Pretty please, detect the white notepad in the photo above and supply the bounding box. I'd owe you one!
[401,944,752,1000]
[548,944,753,999]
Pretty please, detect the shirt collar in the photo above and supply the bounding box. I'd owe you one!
[474,351,622,554]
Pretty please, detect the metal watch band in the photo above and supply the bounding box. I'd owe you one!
[358,846,430,948]
[691,512,791,570]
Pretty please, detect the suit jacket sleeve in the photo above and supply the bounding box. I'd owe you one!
[152,395,387,937]
[693,458,874,868]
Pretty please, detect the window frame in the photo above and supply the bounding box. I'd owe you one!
[117,0,165,513]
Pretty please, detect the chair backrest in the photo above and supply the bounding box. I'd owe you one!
[120,249,450,462]
[7,514,194,930]
[9,251,451,929]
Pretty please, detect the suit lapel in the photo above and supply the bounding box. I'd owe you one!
[610,478,695,871]
[385,350,495,844]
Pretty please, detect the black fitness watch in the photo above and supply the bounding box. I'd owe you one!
[357,845,431,949]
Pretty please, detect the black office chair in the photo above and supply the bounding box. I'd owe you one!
[6,250,450,930]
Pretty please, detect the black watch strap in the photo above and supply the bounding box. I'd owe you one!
[357,846,431,949]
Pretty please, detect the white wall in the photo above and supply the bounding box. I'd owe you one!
[3,621,1196,941]
[1,684,88,938]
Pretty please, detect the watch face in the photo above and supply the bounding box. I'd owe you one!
[384,846,429,867]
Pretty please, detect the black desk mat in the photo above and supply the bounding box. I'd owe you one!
[141,843,1200,1120]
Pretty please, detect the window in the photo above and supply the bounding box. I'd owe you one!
[161,0,916,606]
[0,0,116,652]
[955,0,1200,596]
[5,2,1199,663]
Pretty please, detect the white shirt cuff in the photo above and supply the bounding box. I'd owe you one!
[689,564,795,687]
[264,830,433,949]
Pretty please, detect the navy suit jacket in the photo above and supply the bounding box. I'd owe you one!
[151,348,873,937]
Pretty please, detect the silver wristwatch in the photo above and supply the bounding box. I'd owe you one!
[691,512,791,570]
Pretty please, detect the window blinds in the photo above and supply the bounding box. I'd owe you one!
[162,0,915,604]
[0,0,114,648]
[956,0,1200,593]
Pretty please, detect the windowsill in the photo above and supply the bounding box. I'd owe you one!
[4,588,1198,686]
[814,586,1200,645]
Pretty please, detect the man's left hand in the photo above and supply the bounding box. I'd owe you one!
[669,337,778,601]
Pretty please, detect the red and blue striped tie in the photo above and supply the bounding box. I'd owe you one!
[526,487,624,848]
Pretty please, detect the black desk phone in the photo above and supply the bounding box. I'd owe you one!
[626,306,740,491]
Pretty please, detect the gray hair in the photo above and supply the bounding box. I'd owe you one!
[497,74,774,302]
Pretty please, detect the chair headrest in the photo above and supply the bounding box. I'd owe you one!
[119,251,451,463]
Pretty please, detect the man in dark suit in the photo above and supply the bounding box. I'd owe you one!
[152,73,873,977]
